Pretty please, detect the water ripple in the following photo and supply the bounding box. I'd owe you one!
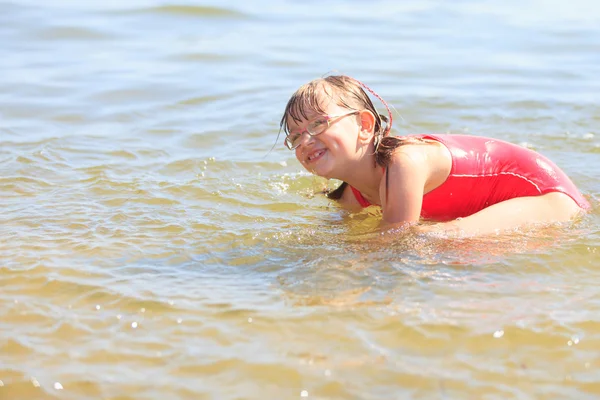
[123,4,250,19]
[1,0,599,398]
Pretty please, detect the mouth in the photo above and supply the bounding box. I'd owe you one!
[306,149,326,164]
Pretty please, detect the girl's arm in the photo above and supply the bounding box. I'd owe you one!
[379,150,428,226]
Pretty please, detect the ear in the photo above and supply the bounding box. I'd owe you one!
[358,110,376,140]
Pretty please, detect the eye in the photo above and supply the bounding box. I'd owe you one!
[308,119,328,134]
[287,132,301,144]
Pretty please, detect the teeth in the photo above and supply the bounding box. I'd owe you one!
[308,150,324,161]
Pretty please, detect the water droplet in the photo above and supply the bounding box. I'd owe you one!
[493,330,504,338]
[54,382,63,390]
[324,369,331,377]
[169,301,175,306]
[279,161,287,167]
[14,299,18,304]
[572,336,580,344]
[204,160,208,165]
[116,315,122,320]
[300,390,308,397]
[0,380,4,386]
[140,308,145,313]
[131,322,138,329]
[31,377,40,387]
[95,305,101,310]
[248,317,253,323]
[568,341,573,346]
[177,318,182,324]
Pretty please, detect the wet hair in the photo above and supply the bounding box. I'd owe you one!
[279,74,425,201]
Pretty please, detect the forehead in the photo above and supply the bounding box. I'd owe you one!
[284,84,348,130]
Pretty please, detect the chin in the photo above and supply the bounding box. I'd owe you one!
[315,169,336,180]
[304,165,331,179]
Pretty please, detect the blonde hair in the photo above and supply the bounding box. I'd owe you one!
[279,75,389,141]
[279,75,425,200]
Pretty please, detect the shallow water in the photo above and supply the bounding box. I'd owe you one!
[1,0,599,399]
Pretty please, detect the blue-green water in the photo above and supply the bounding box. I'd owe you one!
[1,1,599,399]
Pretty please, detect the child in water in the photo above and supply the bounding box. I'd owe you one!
[279,75,590,236]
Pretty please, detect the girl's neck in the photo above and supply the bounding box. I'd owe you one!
[335,152,383,204]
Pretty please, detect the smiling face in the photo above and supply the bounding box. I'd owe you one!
[287,101,362,179]
[280,77,382,180]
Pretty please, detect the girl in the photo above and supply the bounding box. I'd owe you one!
[279,75,590,236]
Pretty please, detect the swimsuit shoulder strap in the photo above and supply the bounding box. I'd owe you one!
[350,186,372,207]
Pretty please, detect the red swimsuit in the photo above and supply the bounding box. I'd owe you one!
[350,134,590,221]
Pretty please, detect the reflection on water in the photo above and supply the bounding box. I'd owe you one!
[1,0,599,398]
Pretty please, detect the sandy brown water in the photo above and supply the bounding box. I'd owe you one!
[1,0,599,399]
